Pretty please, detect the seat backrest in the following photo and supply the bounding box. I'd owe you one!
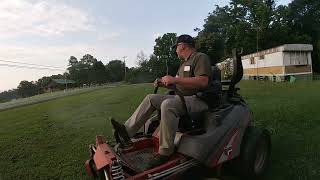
[216,48,243,96]
[211,65,221,81]
[228,48,243,94]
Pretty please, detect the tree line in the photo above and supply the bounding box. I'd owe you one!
[0,0,318,102]
[0,57,129,101]
[196,0,319,70]
[131,0,319,80]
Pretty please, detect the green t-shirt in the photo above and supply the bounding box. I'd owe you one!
[176,52,212,96]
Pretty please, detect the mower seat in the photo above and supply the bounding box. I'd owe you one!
[178,111,206,133]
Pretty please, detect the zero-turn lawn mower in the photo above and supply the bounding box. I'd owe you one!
[85,49,271,180]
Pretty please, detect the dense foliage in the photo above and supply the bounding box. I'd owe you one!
[129,0,320,81]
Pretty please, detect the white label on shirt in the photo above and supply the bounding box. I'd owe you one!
[184,65,190,72]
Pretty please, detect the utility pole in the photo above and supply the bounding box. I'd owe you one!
[252,25,260,80]
[253,26,260,53]
[64,71,68,91]
[256,29,259,52]
[123,56,127,81]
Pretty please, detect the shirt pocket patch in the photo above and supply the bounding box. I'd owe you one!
[183,66,192,77]
[184,65,191,72]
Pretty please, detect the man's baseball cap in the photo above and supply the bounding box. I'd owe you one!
[171,34,195,49]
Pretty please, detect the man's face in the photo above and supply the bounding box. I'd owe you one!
[175,43,184,59]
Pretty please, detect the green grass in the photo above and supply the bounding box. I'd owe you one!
[313,73,320,80]
[239,81,320,180]
[0,81,320,179]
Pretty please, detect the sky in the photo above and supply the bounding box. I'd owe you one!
[0,0,292,92]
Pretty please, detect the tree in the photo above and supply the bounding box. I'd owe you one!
[80,54,97,65]
[287,0,320,71]
[149,33,180,77]
[126,67,154,83]
[196,4,252,62]
[136,51,148,68]
[105,60,126,82]
[0,89,18,102]
[195,0,320,71]
[17,81,38,98]
[126,51,156,83]
[88,61,108,84]
[196,32,226,64]
[36,76,52,94]
[68,56,78,66]
[198,0,279,58]
[67,54,100,85]
[136,51,152,73]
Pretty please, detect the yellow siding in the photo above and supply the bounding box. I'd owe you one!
[243,66,283,75]
[285,65,312,74]
[244,65,312,75]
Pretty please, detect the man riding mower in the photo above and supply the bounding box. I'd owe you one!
[85,35,271,180]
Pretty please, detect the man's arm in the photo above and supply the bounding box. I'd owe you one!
[162,53,211,89]
[161,75,208,89]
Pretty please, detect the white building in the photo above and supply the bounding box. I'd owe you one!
[241,44,313,81]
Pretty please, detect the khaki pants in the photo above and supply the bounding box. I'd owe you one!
[125,94,208,156]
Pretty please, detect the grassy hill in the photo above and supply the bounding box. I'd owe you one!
[0,81,319,179]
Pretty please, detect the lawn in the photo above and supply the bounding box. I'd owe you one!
[0,81,319,179]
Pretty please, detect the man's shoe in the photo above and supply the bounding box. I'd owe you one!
[147,154,170,169]
[110,118,133,146]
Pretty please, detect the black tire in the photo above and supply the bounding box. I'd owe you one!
[235,126,271,179]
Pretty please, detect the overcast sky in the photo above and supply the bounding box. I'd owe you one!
[0,0,292,92]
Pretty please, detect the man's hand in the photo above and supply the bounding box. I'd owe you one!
[153,78,164,87]
[161,75,176,86]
